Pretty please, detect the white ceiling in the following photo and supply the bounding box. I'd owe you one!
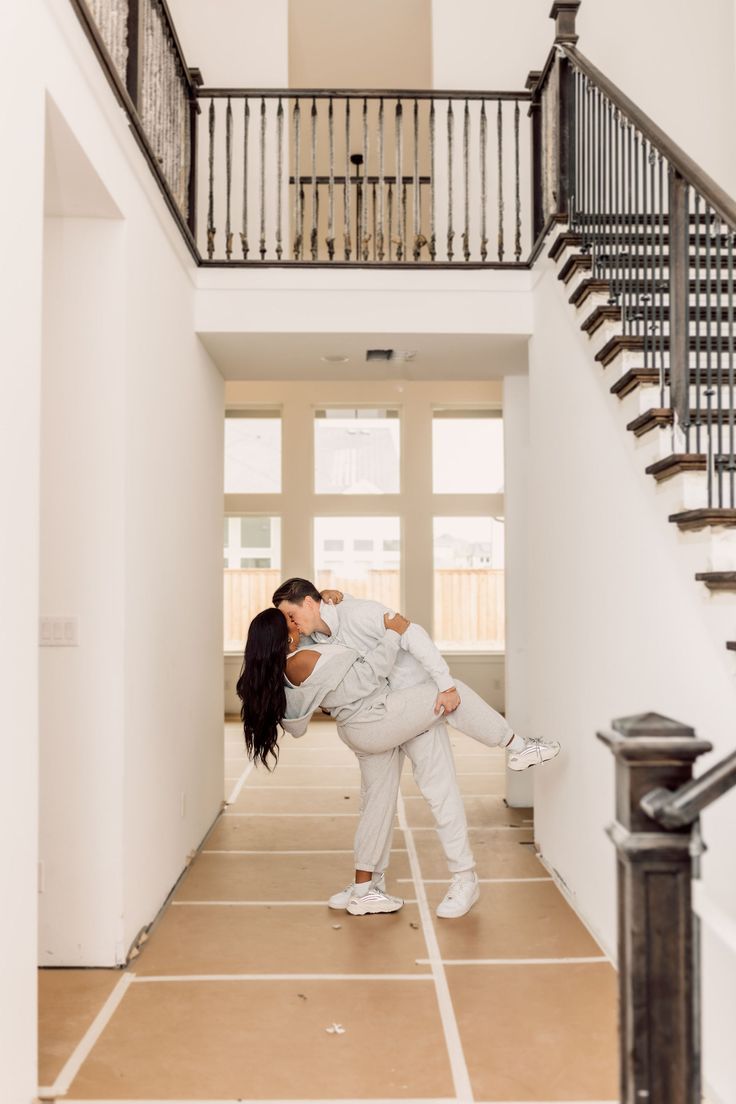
[198,331,529,381]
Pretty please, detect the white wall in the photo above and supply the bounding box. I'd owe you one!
[40,216,127,965]
[167,0,289,87]
[433,0,736,196]
[4,0,224,1094]
[528,257,736,1102]
[0,5,45,1100]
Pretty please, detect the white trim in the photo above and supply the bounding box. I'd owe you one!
[132,973,432,982]
[232,785,362,791]
[225,759,255,805]
[43,972,135,1097]
[397,877,553,884]
[60,1099,617,1104]
[416,956,610,966]
[222,812,362,818]
[397,794,474,1103]
[170,899,418,906]
[536,852,617,966]
[201,848,408,854]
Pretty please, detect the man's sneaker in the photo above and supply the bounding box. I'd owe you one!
[436,873,480,919]
[508,737,561,771]
[328,872,386,910]
[346,886,404,916]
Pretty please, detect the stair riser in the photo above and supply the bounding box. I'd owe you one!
[620,384,736,417]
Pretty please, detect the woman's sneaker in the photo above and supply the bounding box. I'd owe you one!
[508,737,561,771]
[328,872,387,910]
[436,873,480,918]
[346,885,404,915]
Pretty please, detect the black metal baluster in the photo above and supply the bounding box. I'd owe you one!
[705,203,714,487]
[429,100,436,261]
[293,98,302,259]
[641,135,650,368]
[362,97,369,261]
[693,190,702,454]
[396,99,404,261]
[225,97,233,259]
[344,98,351,261]
[612,108,621,307]
[207,98,215,259]
[241,98,250,259]
[496,100,504,261]
[715,212,725,504]
[514,98,521,261]
[594,86,601,269]
[414,98,422,261]
[463,99,470,262]
[447,100,454,261]
[634,127,642,347]
[372,181,377,262]
[480,100,488,261]
[377,98,385,261]
[387,180,393,261]
[310,98,318,261]
[276,97,284,260]
[728,232,735,506]
[259,96,266,260]
[657,154,665,406]
[327,98,335,261]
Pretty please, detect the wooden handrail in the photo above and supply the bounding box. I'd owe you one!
[199,87,532,102]
[562,44,736,229]
[641,749,736,828]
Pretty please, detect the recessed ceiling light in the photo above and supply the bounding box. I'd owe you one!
[321,354,350,364]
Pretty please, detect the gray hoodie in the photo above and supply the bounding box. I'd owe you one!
[281,630,402,738]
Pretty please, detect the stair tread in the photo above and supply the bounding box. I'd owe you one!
[669,509,736,530]
[612,369,736,398]
[645,454,707,479]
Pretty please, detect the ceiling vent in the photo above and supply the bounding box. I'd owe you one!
[365,349,416,363]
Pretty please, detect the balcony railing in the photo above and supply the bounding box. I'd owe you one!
[198,89,532,265]
[68,0,574,268]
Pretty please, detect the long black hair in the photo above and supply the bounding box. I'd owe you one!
[236,607,289,770]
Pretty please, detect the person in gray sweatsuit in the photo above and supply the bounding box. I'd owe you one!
[238,579,560,919]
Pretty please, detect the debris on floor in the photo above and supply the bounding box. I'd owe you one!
[325,1023,346,1035]
[331,923,342,929]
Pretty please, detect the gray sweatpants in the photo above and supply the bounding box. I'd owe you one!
[340,679,513,755]
[343,680,512,874]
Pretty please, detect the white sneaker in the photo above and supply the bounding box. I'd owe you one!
[508,737,561,771]
[346,886,404,916]
[436,873,480,919]
[328,872,386,910]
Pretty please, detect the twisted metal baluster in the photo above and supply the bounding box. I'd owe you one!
[344,99,352,260]
[413,99,422,261]
[514,99,521,261]
[310,98,318,260]
[327,98,335,260]
[259,97,266,259]
[276,97,284,260]
[463,99,470,261]
[447,100,454,261]
[480,100,488,262]
[395,100,404,261]
[429,100,436,261]
[225,97,233,260]
[241,98,249,259]
[372,182,377,261]
[293,99,302,259]
[207,98,215,259]
[497,100,504,262]
[387,181,394,261]
[378,99,385,261]
[362,98,370,261]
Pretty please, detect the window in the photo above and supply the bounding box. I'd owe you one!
[433,517,504,650]
[432,409,503,494]
[225,410,281,493]
[223,516,281,650]
[315,408,400,494]
[315,517,400,609]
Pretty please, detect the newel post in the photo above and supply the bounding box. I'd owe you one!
[549,1,580,218]
[597,713,712,1104]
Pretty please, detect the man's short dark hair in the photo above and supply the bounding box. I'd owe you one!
[272,577,322,607]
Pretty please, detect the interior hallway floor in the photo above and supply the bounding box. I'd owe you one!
[38,720,619,1103]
